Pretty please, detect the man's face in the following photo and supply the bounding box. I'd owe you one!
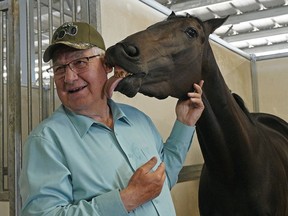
[53,47,108,113]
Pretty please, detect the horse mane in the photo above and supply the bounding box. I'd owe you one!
[232,93,255,124]
[251,112,288,135]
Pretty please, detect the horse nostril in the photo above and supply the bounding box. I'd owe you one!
[123,44,139,57]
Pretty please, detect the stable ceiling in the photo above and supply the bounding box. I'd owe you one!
[147,0,288,56]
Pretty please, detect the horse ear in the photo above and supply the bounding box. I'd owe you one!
[168,11,176,19]
[203,16,229,34]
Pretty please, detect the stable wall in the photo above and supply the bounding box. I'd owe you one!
[256,56,288,121]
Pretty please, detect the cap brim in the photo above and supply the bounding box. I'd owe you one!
[43,41,93,62]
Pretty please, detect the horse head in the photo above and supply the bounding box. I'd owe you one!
[104,13,227,99]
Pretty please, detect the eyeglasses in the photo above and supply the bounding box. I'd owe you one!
[47,55,100,77]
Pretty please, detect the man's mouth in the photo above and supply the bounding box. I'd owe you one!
[104,67,132,98]
[67,85,87,94]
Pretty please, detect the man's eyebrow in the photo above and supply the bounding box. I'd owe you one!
[53,52,87,65]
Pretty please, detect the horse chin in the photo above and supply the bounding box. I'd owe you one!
[115,77,142,98]
[139,86,169,99]
[141,91,169,99]
[116,77,171,99]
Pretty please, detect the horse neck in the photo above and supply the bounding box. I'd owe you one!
[197,42,252,175]
[201,43,230,103]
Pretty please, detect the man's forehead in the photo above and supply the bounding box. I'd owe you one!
[53,47,90,62]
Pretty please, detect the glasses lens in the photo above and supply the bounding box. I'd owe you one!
[53,65,66,75]
[70,58,89,71]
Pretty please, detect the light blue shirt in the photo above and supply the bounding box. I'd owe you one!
[19,99,195,216]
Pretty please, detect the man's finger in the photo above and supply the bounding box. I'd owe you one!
[199,80,204,88]
[193,81,204,94]
[153,162,166,181]
[138,157,158,174]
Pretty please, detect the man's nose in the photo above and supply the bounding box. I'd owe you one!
[64,66,78,83]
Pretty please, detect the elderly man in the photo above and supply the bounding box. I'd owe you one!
[19,21,204,215]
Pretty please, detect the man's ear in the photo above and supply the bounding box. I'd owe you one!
[104,65,113,74]
[101,56,113,74]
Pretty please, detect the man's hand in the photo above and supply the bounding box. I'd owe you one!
[120,157,166,212]
[176,80,205,126]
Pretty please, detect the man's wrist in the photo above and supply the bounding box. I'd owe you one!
[120,188,137,212]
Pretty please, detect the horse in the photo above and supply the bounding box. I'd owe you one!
[104,13,288,216]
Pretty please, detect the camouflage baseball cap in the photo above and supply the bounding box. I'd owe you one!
[43,22,105,62]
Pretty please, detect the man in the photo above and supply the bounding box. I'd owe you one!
[19,22,204,215]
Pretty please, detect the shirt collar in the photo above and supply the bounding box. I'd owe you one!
[108,99,131,125]
[63,99,131,137]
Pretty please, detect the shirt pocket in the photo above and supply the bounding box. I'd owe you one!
[139,144,162,171]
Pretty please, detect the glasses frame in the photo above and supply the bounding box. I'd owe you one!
[46,54,100,76]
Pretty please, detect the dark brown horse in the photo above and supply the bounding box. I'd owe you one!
[104,13,288,216]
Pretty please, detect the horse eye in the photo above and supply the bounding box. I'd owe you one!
[184,27,198,38]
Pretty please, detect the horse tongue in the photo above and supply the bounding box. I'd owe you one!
[104,75,123,98]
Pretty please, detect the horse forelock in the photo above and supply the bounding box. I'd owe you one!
[166,12,200,21]
[166,12,202,23]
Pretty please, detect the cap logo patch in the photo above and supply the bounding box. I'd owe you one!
[54,23,78,40]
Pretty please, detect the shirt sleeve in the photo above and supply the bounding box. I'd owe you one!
[162,120,196,188]
[19,135,129,216]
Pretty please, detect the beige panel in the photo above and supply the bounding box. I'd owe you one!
[171,181,200,216]
[0,202,9,216]
[101,0,166,48]
[210,41,253,111]
[21,87,40,143]
[256,57,288,121]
